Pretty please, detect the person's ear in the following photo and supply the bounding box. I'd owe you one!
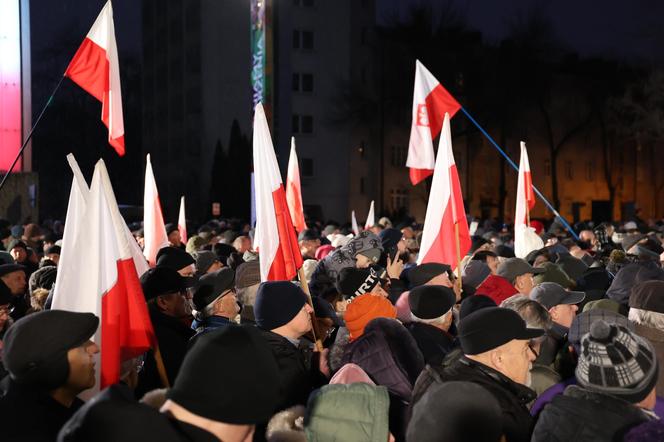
[156,295,169,310]
[490,348,503,370]
[548,306,558,322]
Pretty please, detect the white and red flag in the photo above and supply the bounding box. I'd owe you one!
[65,1,125,156]
[286,137,307,233]
[253,103,303,281]
[365,200,375,230]
[406,60,461,185]
[417,113,470,269]
[52,158,155,389]
[143,154,169,267]
[514,141,543,258]
[351,210,360,236]
[178,196,187,244]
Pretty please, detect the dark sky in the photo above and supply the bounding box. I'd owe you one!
[379,0,664,63]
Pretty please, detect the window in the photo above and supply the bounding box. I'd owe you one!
[292,30,300,49]
[293,73,313,92]
[292,73,299,91]
[390,188,409,211]
[293,30,313,50]
[544,160,551,177]
[292,114,300,133]
[301,115,313,133]
[391,145,407,167]
[360,177,366,194]
[564,161,573,180]
[586,161,594,181]
[301,158,313,177]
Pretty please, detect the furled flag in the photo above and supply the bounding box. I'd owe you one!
[351,210,360,236]
[514,141,543,258]
[143,154,169,267]
[253,103,303,281]
[286,137,307,233]
[65,1,125,155]
[52,159,155,388]
[178,196,187,244]
[365,200,375,230]
[417,113,471,269]
[406,60,461,185]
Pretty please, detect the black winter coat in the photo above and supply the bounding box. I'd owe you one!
[136,307,195,398]
[411,355,536,442]
[532,385,653,442]
[405,322,455,367]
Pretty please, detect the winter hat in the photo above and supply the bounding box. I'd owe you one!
[45,245,61,256]
[254,281,308,331]
[298,229,319,242]
[408,263,451,288]
[462,260,491,289]
[167,325,279,424]
[0,280,13,305]
[459,294,497,320]
[140,267,190,300]
[630,280,664,314]
[329,363,375,385]
[497,258,544,284]
[0,263,25,277]
[582,299,624,314]
[312,296,341,327]
[193,268,235,311]
[408,285,455,320]
[470,236,490,253]
[622,233,647,253]
[494,245,515,258]
[337,267,381,298]
[346,231,383,259]
[7,239,26,253]
[235,261,261,289]
[576,320,658,403]
[568,310,633,353]
[344,294,397,341]
[555,253,588,281]
[379,228,402,251]
[213,243,236,266]
[3,310,98,389]
[28,266,57,293]
[407,381,502,442]
[10,225,23,238]
[193,250,218,275]
[155,247,195,271]
[533,262,575,289]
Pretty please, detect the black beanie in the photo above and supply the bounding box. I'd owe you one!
[3,310,99,389]
[409,285,456,320]
[254,281,308,331]
[459,295,497,320]
[168,325,279,424]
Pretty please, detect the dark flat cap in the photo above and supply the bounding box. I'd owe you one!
[298,229,320,242]
[193,268,235,311]
[45,245,62,256]
[140,267,191,300]
[155,247,195,271]
[193,250,218,275]
[409,263,451,288]
[622,234,647,253]
[168,325,279,424]
[568,309,633,352]
[497,258,544,284]
[409,285,456,320]
[0,263,25,277]
[530,282,585,310]
[459,307,543,355]
[235,261,261,289]
[630,280,664,314]
[3,310,99,389]
[28,266,57,293]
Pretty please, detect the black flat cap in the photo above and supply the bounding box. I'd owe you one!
[3,310,99,389]
[459,307,543,355]
[140,267,190,300]
[497,258,544,284]
[168,325,279,424]
[630,280,664,314]
[193,268,235,311]
[0,263,25,277]
[298,229,319,242]
[530,282,585,309]
[409,263,451,288]
[409,285,456,320]
[155,247,195,271]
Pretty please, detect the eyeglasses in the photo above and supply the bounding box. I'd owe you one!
[528,342,540,359]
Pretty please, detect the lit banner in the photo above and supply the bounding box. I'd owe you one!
[0,0,22,171]
[250,0,271,113]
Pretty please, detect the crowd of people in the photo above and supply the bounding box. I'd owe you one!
[1,215,664,441]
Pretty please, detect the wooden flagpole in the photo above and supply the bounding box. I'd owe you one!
[454,222,463,295]
[153,344,170,388]
[297,267,325,352]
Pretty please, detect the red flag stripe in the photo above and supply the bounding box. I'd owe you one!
[267,186,304,281]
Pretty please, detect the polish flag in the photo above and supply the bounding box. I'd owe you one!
[65,1,125,156]
[514,141,543,258]
[178,196,187,244]
[417,113,470,269]
[351,210,360,236]
[286,137,307,233]
[365,200,375,230]
[52,158,155,389]
[406,60,461,185]
[143,154,169,267]
[253,103,303,281]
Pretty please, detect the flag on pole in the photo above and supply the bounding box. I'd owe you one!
[178,196,187,244]
[514,141,543,258]
[417,113,471,268]
[53,159,155,389]
[286,137,307,233]
[143,154,169,267]
[65,1,125,156]
[364,200,375,230]
[351,210,360,236]
[253,103,303,282]
[406,60,461,185]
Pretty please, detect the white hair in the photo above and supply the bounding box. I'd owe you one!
[629,308,664,330]
[411,309,453,326]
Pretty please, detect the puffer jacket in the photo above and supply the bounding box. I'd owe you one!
[532,385,653,441]
[305,383,390,442]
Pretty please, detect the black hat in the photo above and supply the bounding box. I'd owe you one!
[45,245,61,256]
[630,280,664,314]
[0,263,25,277]
[337,267,381,298]
[213,243,236,266]
[298,229,319,242]
[622,233,647,253]
[193,268,235,311]
[7,239,27,252]
[496,258,544,284]
[494,245,515,258]
[470,236,489,253]
[462,260,491,289]
[459,294,497,320]
[3,310,99,389]
[379,228,402,250]
[28,266,57,293]
[164,223,179,235]
[193,250,218,275]
[459,307,544,355]
[312,296,342,326]
[530,282,585,310]
[156,247,195,271]
[0,280,12,305]
[409,285,456,320]
[168,325,279,424]
[140,267,191,301]
[409,263,451,288]
[254,281,308,331]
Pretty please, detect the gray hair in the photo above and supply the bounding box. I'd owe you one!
[629,308,664,330]
[501,294,552,330]
[237,283,260,306]
[410,309,453,326]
